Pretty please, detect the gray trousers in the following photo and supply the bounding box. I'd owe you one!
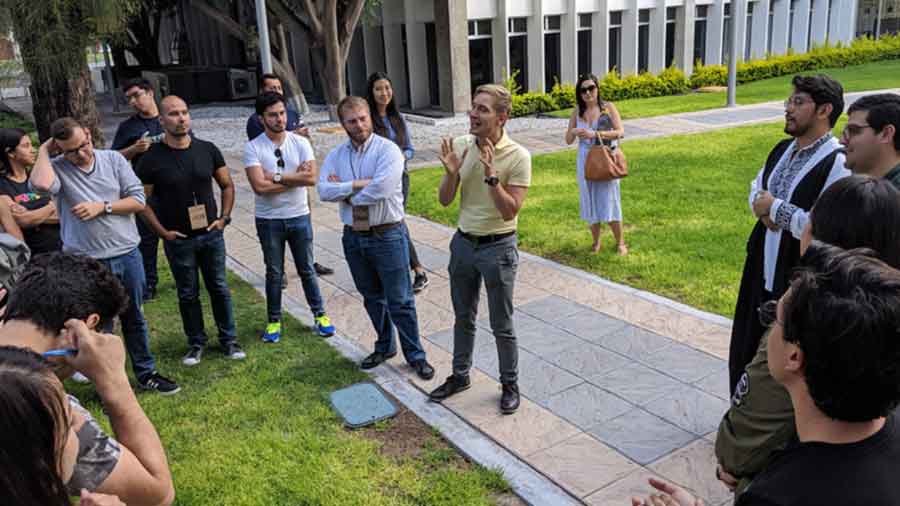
[449,230,519,384]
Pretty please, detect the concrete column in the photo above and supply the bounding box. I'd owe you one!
[561,0,579,84]
[362,24,386,74]
[733,0,749,62]
[809,0,829,46]
[771,0,791,55]
[832,0,857,43]
[649,0,668,72]
[750,0,770,58]
[527,0,545,92]
[791,0,811,52]
[404,0,429,109]
[706,0,725,64]
[592,1,611,77]
[621,0,639,75]
[382,0,410,106]
[676,0,696,74]
[434,0,471,113]
[493,0,511,84]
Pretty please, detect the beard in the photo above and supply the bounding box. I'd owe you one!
[266,123,285,133]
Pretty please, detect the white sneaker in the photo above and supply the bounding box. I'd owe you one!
[70,371,90,383]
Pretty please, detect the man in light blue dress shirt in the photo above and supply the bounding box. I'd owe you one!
[317,96,434,380]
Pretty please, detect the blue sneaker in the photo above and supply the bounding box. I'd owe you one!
[314,314,335,337]
[262,322,281,343]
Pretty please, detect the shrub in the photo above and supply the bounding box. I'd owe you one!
[550,81,576,109]
[511,92,558,116]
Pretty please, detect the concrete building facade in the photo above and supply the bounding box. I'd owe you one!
[297,0,860,114]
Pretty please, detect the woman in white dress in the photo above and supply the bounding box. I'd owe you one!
[565,74,628,255]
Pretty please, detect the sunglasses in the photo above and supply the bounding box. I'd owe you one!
[757,300,783,328]
[274,148,285,169]
[580,85,597,94]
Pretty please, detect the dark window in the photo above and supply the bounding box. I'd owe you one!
[694,19,707,64]
[509,17,528,33]
[746,7,754,59]
[667,6,678,20]
[468,21,475,36]
[509,34,528,90]
[578,29,592,76]
[546,15,561,31]
[639,9,651,23]
[610,11,623,25]
[477,19,492,35]
[638,9,650,72]
[696,5,709,17]
[579,13,593,28]
[666,17,677,66]
[609,27,622,72]
[469,38,493,92]
[426,23,439,106]
[544,32,561,91]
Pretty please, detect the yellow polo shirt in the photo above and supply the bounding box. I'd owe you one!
[454,130,531,235]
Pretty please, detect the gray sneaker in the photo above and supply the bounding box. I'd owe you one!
[225,342,246,360]
[182,346,203,366]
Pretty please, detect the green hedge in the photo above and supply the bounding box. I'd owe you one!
[690,34,900,88]
[502,34,900,117]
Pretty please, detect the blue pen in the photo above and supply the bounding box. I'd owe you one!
[42,348,78,357]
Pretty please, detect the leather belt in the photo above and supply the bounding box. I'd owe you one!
[343,222,402,235]
[458,229,516,245]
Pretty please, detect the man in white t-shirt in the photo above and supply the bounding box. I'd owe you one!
[243,92,335,342]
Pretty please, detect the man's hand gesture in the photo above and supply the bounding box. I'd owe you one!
[439,137,468,176]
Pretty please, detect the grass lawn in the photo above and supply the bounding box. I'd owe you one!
[67,264,515,505]
[407,120,847,317]
[546,59,900,120]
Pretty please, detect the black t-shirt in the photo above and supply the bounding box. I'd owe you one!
[135,139,224,237]
[0,176,61,254]
[737,413,900,506]
[111,114,165,168]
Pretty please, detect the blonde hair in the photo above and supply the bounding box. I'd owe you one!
[474,84,512,116]
[337,96,371,121]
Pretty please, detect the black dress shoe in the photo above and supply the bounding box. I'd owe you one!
[500,383,520,414]
[314,263,334,276]
[428,375,471,402]
[360,351,397,370]
[411,359,435,380]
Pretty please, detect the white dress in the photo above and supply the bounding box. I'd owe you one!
[576,114,623,224]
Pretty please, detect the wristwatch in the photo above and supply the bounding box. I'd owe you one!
[221,215,232,226]
[273,172,283,184]
[484,175,499,187]
[104,201,112,214]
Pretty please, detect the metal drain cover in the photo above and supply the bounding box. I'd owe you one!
[330,382,398,428]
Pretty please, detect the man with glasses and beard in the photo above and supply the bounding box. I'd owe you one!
[729,75,849,396]
[112,78,166,301]
[135,95,246,366]
[244,92,335,343]
[29,117,180,395]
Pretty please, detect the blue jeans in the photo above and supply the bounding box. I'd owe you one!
[255,215,324,321]
[99,247,156,381]
[163,229,236,348]
[342,225,425,364]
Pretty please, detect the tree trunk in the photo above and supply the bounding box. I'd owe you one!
[272,22,310,114]
[30,66,103,144]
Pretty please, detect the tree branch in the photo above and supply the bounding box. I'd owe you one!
[299,0,323,38]
[190,0,247,41]
[339,0,365,63]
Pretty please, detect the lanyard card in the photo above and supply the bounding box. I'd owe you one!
[188,204,208,230]
[352,205,370,232]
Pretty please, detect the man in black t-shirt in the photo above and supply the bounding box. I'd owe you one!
[136,96,246,366]
[631,243,900,506]
[112,78,166,301]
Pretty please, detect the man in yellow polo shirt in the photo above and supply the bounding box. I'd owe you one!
[428,84,531,414]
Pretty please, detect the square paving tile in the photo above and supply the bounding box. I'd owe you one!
[594,324,675,360]
[694,367,731,401]
[588,408,697,465]
[529,433,640,498]
[517,295,590,322]
[472,339,539,381]
[590,362,684,406]
[479,398,581,458]
[643,384,730,436]
[649,438,733,506]
[583,468,664,506]
[544,382,634,430]
[547,341,630,378]
[639,342,726,383]
[518,353,584,406]
[514,317,586,357]
[424,327,493,354]
[556,307,629,342]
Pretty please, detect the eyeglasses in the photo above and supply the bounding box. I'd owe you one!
[784,96,813,109]
[62,140,91,157]
[757,300,783,329]
[580,85,597,94]
[125,89,146,102]
[841,123,873,139]
[274,148,285,169]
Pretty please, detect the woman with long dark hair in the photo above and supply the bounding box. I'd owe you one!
[366,71,429,292]
[0,346,123,506]
[0,128,61,254]
[564,74,627,255]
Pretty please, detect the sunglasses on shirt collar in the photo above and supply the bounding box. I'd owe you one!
[274,148,285,168]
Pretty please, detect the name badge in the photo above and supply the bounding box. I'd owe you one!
[352,206,370,232]
[188,204,208,230]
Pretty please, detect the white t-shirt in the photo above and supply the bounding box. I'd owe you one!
[243,132,313,219]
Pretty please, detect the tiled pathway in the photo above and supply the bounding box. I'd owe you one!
[222,155,734,505]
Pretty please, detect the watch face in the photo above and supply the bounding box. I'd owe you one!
[274,172,283,182]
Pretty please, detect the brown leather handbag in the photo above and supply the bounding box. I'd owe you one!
[584,118,628,181]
